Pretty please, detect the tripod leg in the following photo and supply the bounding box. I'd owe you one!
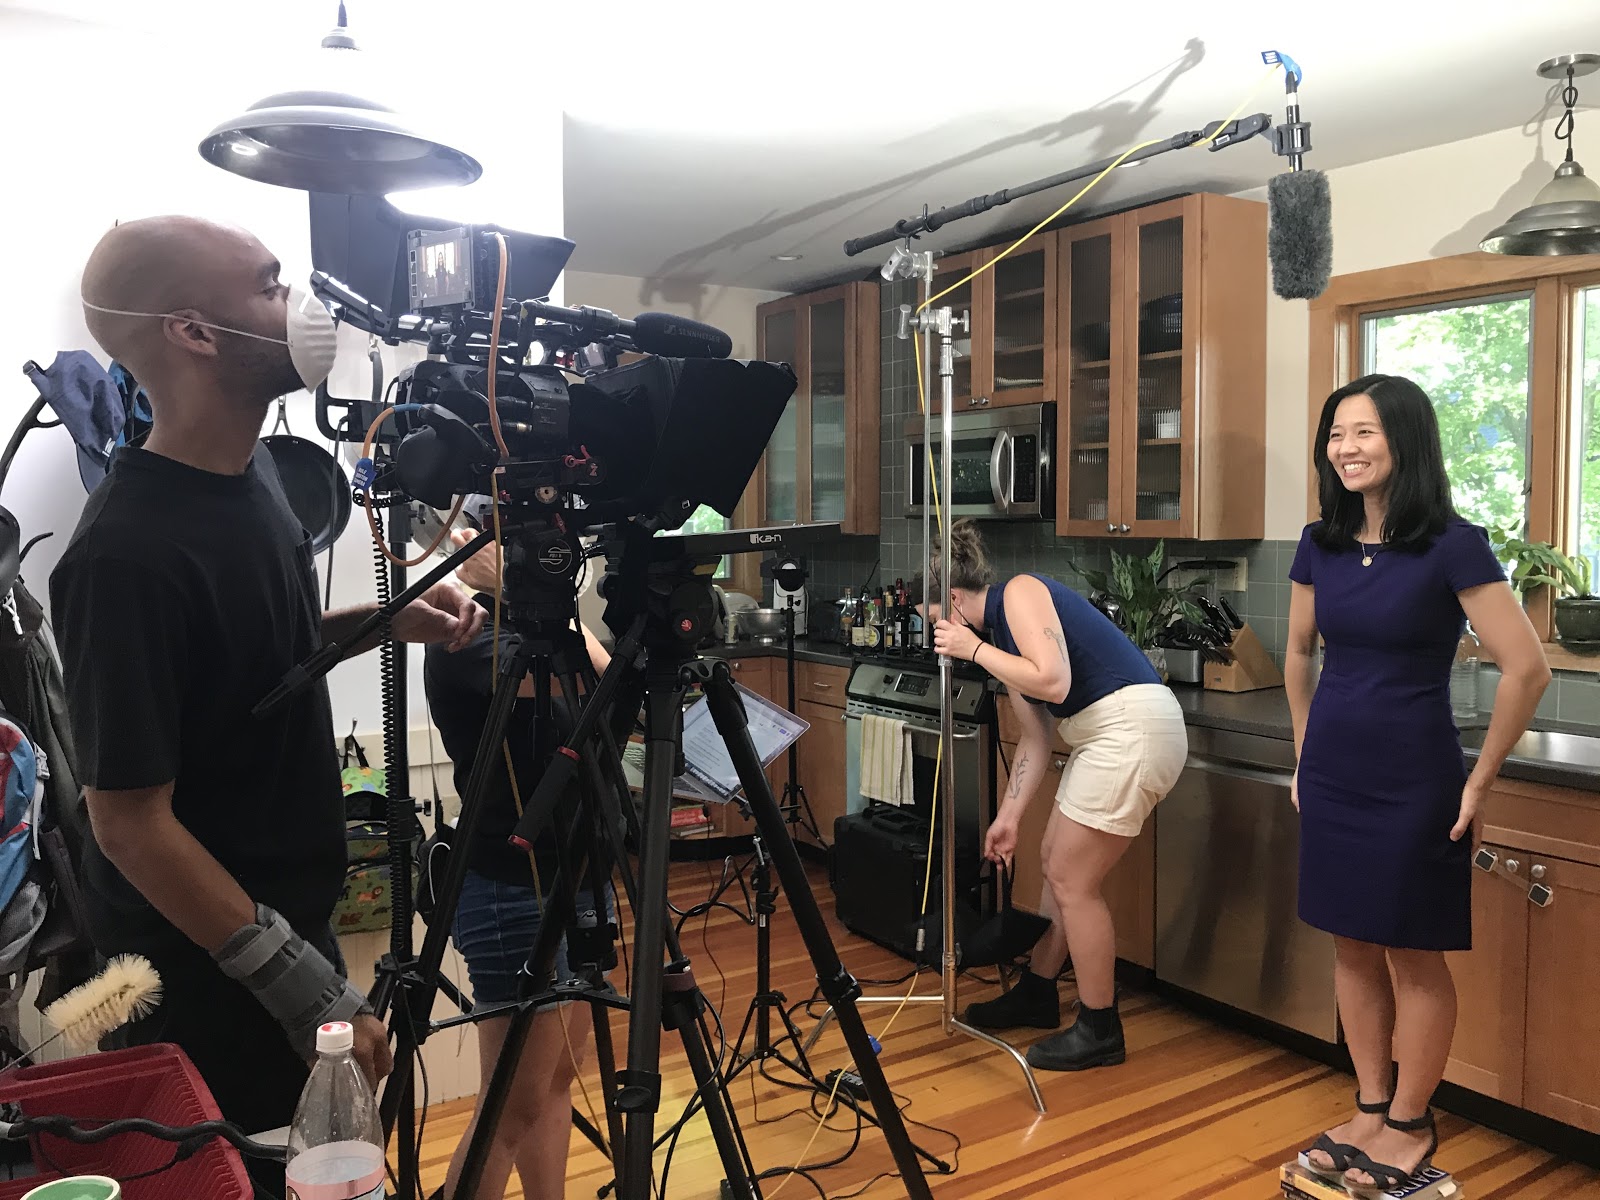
[661,965,762,1200]
[615,675,684,1200]
[700,662,934,1200]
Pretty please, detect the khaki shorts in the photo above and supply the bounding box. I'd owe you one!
[1055,684,1188,837]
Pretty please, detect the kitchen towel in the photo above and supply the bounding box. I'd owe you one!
[858,712,912,807]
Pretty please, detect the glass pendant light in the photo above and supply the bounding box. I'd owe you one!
[1481,53,1600,256]
[198,3,480,195]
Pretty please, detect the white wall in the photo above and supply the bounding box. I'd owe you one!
[1,7,562,738]
[1246,119,1563,538]
[561,270,784,362]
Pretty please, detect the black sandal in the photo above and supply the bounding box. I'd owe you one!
[1342,1109,1439,1192]
[1302,1092,1391,1177]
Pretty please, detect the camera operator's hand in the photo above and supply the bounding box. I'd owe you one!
[392,581,485,652]
[449,528,504,598]
[351,1013,394,1091]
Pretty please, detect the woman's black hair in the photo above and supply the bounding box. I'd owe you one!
[1310,372,1458,552]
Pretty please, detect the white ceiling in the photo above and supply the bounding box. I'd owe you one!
[9,0,1600,293]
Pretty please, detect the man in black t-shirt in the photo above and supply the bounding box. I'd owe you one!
[50,216,485,1156]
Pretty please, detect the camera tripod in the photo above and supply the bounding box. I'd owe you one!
[267,513,932,1200]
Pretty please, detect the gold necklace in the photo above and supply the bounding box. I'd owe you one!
[1361,540,1378,567]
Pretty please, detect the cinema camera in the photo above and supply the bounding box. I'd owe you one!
[305,194,793,536]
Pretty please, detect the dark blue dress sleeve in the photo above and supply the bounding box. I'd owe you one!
[1442,522,1507,594]
[1289,524,1318,585]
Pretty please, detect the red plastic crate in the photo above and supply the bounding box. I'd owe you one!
[0,1044,252,1199]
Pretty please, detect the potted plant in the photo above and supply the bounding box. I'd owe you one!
[1490,529,1600,645]
[1070,541,1206,679]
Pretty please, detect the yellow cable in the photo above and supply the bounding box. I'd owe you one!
[778,63,1290,1196]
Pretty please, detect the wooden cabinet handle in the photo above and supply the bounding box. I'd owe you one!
[811,681,832,690]
[1051,758,1067,770]
[1530,864,1546,881]
[1505,858,1521,876]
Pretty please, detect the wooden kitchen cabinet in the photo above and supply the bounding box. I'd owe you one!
[1440,780,1600,1134]
[1444,842,1529,1103]
[924,240,1058,412]
[794,697,848,849]
[749,282,880,535]
[1522,854,1600,1131]
[995,741,1157,970]
[1056,192,1266,541]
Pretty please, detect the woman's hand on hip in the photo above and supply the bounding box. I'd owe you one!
[1450,778,1487,848]
[934,619,981,664]
[983,815,1018,867]
[1291,766,1299,811]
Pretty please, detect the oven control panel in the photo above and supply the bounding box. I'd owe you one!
[846,663,992,722]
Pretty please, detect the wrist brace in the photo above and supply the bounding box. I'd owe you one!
[212,904,370,1059]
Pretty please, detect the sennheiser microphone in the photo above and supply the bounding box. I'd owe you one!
[631,312,733,359]
[1262,51,1332,301]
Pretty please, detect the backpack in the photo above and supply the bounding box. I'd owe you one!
[0,708,44,916]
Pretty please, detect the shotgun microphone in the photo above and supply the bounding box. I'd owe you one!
[1262,51,1332,300]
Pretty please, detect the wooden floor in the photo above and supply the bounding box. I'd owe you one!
[411,858,1600,1199]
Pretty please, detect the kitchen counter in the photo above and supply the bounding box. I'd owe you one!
[1172,684,1600,793]
[694,638,1600,792]
[699,636,855,669]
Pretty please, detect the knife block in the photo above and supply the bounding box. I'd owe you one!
[1203,623,1283,693]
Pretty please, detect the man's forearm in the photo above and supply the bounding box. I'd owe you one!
[322,602,382,655]
[97,813,257,953]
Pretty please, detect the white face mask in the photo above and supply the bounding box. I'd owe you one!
[82,283,339,392]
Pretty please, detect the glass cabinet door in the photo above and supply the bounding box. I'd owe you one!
[928,251,979,410]
[1127,211,1186,534]
[762,306,800,523]
[984,243,1053,408]
[809,298,847,524]
[1058,227,1119,535]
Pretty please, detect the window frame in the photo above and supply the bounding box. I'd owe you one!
[1308,250,1600,662]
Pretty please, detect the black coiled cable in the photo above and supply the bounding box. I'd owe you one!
[369,506,415,958]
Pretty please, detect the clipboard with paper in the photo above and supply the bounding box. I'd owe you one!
[673,683,809,805]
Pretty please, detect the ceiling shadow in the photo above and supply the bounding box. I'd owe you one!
[1429,83,1569,258]
[631,38,1207,307]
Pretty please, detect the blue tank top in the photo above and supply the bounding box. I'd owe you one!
[983,573,1160,718]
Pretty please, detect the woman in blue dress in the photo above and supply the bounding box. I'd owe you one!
[1287,374,1548,1190]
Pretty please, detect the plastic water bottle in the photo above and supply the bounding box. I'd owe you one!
[1451,626,1481,723]
[285,1021,385,1200]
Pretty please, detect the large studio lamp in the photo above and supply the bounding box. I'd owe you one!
[198,3,480,195]
[1481,53,1600,255]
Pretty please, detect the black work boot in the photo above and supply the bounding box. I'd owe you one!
[961,969,1060,1030]
[1025,1000,1125,1070]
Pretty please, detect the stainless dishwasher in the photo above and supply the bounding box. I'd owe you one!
[1154,724,1339,1043]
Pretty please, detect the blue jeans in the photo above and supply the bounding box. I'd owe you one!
[452,869,615,1005]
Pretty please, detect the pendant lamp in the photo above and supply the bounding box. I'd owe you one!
[198,3,480,195]
[1481,53,1600,256]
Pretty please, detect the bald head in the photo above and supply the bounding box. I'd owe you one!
[79,215,299,411]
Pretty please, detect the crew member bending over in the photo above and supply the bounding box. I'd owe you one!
[931,519,1186,1069]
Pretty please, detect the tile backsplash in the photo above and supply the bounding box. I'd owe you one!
[766,277,1600,731]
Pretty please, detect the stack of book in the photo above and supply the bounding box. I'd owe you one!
[1281,1160,1462,1200]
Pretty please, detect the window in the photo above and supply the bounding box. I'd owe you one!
[1359,293,1534,538]
[681,503,731,579]
[1310,254,1600,653]
[1569,286,1600,586]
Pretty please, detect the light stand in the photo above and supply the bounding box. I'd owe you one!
[803,245,1045,1114]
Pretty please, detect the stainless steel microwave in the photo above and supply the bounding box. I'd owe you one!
[904,403,1054,520]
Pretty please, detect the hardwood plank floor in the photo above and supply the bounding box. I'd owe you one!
[408,858,1600,1198]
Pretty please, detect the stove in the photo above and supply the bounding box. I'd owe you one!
[845,653,993,726]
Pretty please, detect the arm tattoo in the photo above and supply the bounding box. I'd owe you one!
[1046,627,1068,664]
[1006,750,1032,800]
